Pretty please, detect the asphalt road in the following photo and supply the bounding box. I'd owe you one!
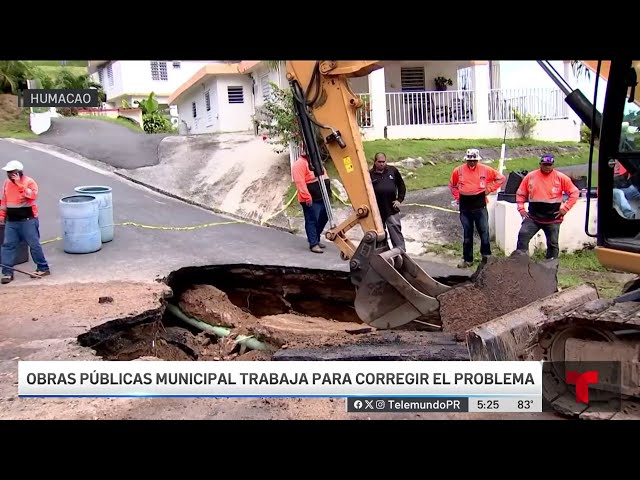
[0,139,464,286]
[32,117,166,169]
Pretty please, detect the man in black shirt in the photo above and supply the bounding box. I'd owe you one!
[369,152,407,251]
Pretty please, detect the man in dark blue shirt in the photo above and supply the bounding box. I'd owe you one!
[369,152,407,251]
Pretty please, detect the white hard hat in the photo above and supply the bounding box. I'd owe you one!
[2,160,24,171]
[464,149,482,161]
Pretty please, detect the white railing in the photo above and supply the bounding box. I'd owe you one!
[289,142,302,180]
[488,88,568,122]
[386,90,475,126]
[357,94,372,128]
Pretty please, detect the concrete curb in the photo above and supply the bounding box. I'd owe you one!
[113,171,297,235]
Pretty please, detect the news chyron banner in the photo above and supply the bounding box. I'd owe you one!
[19,361,539,412]
[17,360,623,414]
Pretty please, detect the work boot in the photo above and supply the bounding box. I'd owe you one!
[457,260,473,268]
[1,275,13,284]
[310,245,323,253]
[32,270,51,278]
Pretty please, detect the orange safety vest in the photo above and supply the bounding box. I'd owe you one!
[614,160,628,177]
[449,163,505,203]
[291,156,329,203]
[516,169,579,223]
[0,175,39,221]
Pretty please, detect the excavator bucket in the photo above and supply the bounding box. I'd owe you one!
[352,247,452,329]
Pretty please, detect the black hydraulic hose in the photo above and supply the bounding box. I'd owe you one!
[584,60,601,238]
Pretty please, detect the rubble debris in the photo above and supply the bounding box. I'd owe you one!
[273,341,469,361]
[466,284,600,361]
[438,253,559,338]
[274,331,467,360]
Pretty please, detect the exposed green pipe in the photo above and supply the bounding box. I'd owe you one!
[165,303,268,351]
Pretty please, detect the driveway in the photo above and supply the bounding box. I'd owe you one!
[33,116,167,169]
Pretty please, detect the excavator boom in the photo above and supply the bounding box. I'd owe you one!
[285,60,451,329]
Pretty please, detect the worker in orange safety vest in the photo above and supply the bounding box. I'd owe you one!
[291,151,331,254]
[0,160,51,284]
[515,154,580,259]
[449,148,505,268]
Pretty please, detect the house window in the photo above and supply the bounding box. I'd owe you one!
[192,102,197,118]
[150,61,168,81]
[204,90,211,111]
[172,61,181,69]
[227,86,244,104]
[400,67,425,91]
[260,74,271,100]
[106,64,114,87]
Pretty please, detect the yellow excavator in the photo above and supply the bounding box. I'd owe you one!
[285,60,640,417]
[286,61,453,330]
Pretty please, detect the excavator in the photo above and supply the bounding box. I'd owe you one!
[285,61,453,330]
[285,59,640,418]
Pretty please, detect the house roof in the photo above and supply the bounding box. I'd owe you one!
[579,60,640,108]
[237,61,264,73]
[580,61,611,80]
[167,63,246,104]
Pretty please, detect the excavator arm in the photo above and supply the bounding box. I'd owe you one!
[285,60,451,329]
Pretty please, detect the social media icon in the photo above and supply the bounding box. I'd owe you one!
[353,400,363,409]
[376,400,385,409]
[365,400,374,409]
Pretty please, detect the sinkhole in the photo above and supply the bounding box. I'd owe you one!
[76,263,471,362]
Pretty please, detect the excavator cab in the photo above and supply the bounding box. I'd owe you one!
[592,60,640,277]
[466,60,640,418]
[285,60,452,329]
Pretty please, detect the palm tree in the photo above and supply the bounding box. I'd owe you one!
[0,61,34,94]
[55,69,106,102]
[267,60,281,72]
[571,60,591,81]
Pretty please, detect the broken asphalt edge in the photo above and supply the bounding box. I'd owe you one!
[1,138,297,236]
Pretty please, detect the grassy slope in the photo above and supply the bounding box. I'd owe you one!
[283,138,595,209]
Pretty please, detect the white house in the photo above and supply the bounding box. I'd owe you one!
[347,60,581,142]
[87,60,224,109]
[167,60,583,141]
[167,61,288,134]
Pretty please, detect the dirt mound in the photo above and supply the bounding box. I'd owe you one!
[177,284,367,351]
[437,253,559,338]
[179,284,257,329]
[0,94,20,122]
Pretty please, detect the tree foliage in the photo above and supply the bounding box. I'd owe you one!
[255,82,301,153]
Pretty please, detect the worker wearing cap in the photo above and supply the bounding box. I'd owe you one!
[0,160,50,284]
[449,149,505,268]
[515,154,579,259]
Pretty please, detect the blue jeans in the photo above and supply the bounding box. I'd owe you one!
[460,207,491,262]
[516,217,560,259]
[613,185,640,219]
[301,200,328,248]
[1,218,49,276]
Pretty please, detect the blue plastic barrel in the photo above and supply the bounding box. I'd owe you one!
[59,195,102,254]
[74,186,114,242]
